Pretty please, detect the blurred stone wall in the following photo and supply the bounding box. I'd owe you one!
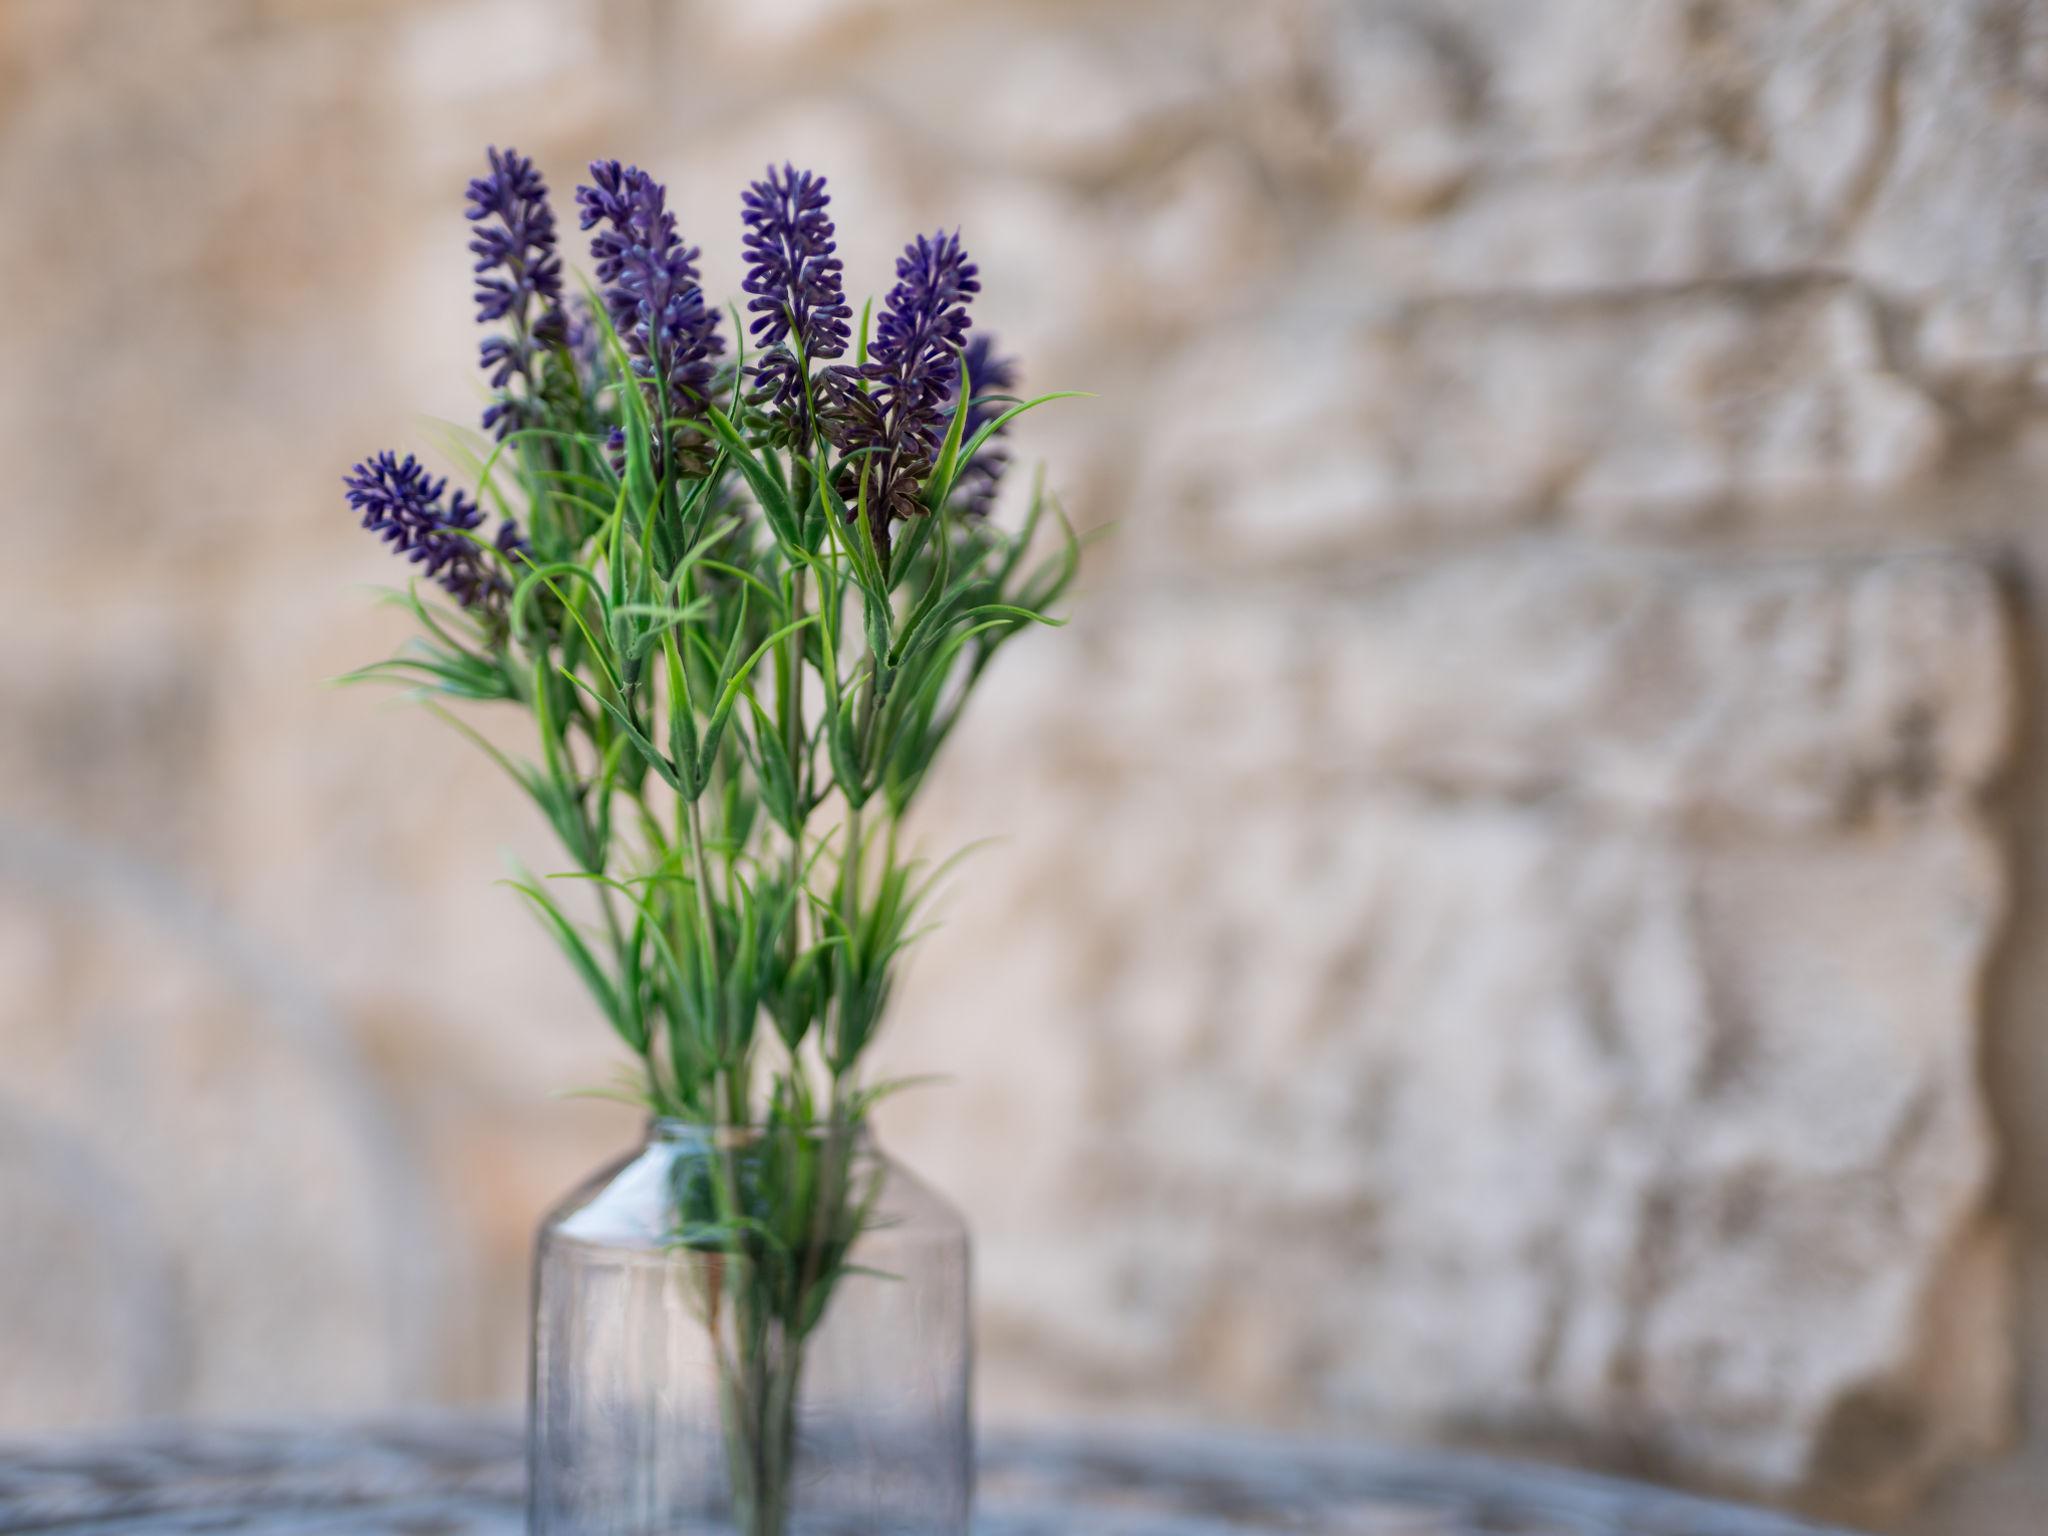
[3,0,2047,1530]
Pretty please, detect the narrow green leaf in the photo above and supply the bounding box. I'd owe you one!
[662,624,700,791]
[702,403,796,546]
[921,349,975,514]
[561,667,682,790]
[702,615,819,767]
[936,391,1090,512]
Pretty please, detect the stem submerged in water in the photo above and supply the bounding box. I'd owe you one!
[698,1117,860,1536]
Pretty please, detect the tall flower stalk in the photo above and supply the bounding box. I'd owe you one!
[742,163,851,456]
[828,229,980,564]
[469,146,565,442]
[579,159,725,483]
[340,151,1080,1536]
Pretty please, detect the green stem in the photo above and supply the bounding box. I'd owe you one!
[839,804,862,957]
[683,791,721,1011]
[781,563,809,973]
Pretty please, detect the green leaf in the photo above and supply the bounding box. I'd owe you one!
[617,364,660,521]
[330,652,512,702]
[818,469,892,625]
[611,597,715,661]
[1019,494,1087,612]
[701,614,818,779]
[924,391,1090,515]
[702,403,797,546]
[922,349,974,515]
[561,667,682,790]
[694,558,785,611]
[826,678,867,809]
[662,624,700,791]
[741,693,802,834]
[513,563,619,693]
[619,909,649,1054]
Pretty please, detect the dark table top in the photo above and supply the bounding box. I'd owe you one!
[0,1415,1871,1535]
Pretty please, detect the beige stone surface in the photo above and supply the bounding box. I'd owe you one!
[1,0,2045,1528]
[888,550,2015,1513]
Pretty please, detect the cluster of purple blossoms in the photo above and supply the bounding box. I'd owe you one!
[467,147,565,441]
[348,149,1025,597]
[740,164,852,450]
[829,230,980,556]
[578,160,724,444]
[345,452,524,612]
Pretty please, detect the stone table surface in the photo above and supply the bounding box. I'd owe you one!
[0,1415,1873,1535]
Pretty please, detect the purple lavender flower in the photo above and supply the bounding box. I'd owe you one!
[577,161,723,446]
[741,164,851,448]
[467,147,565,440]
[944,334,1018,517]
[345,451,518,612]
[496,516,532,563]
[828,230,979,559]
[562,293,607,399]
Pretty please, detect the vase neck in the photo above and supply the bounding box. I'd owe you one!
[643,1117,872,1153]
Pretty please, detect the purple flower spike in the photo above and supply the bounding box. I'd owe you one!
[741,164,851,448]
[562,294,607,398]
[577,161,724,432]
[829,230,979,559]
[946,334,1018,517]
[345,451,517,612]
[868,230,979,451]
[467,147,565,440]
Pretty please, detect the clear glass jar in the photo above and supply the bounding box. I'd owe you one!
[529,1120,971,1536]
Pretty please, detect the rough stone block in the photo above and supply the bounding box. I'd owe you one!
[887,548,2015,1512]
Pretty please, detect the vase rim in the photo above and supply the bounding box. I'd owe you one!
[644,1115,872,1147]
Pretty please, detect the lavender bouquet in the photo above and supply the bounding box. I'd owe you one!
[342,150,1077,1534]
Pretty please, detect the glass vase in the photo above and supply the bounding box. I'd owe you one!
[529,1119,971,1536]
